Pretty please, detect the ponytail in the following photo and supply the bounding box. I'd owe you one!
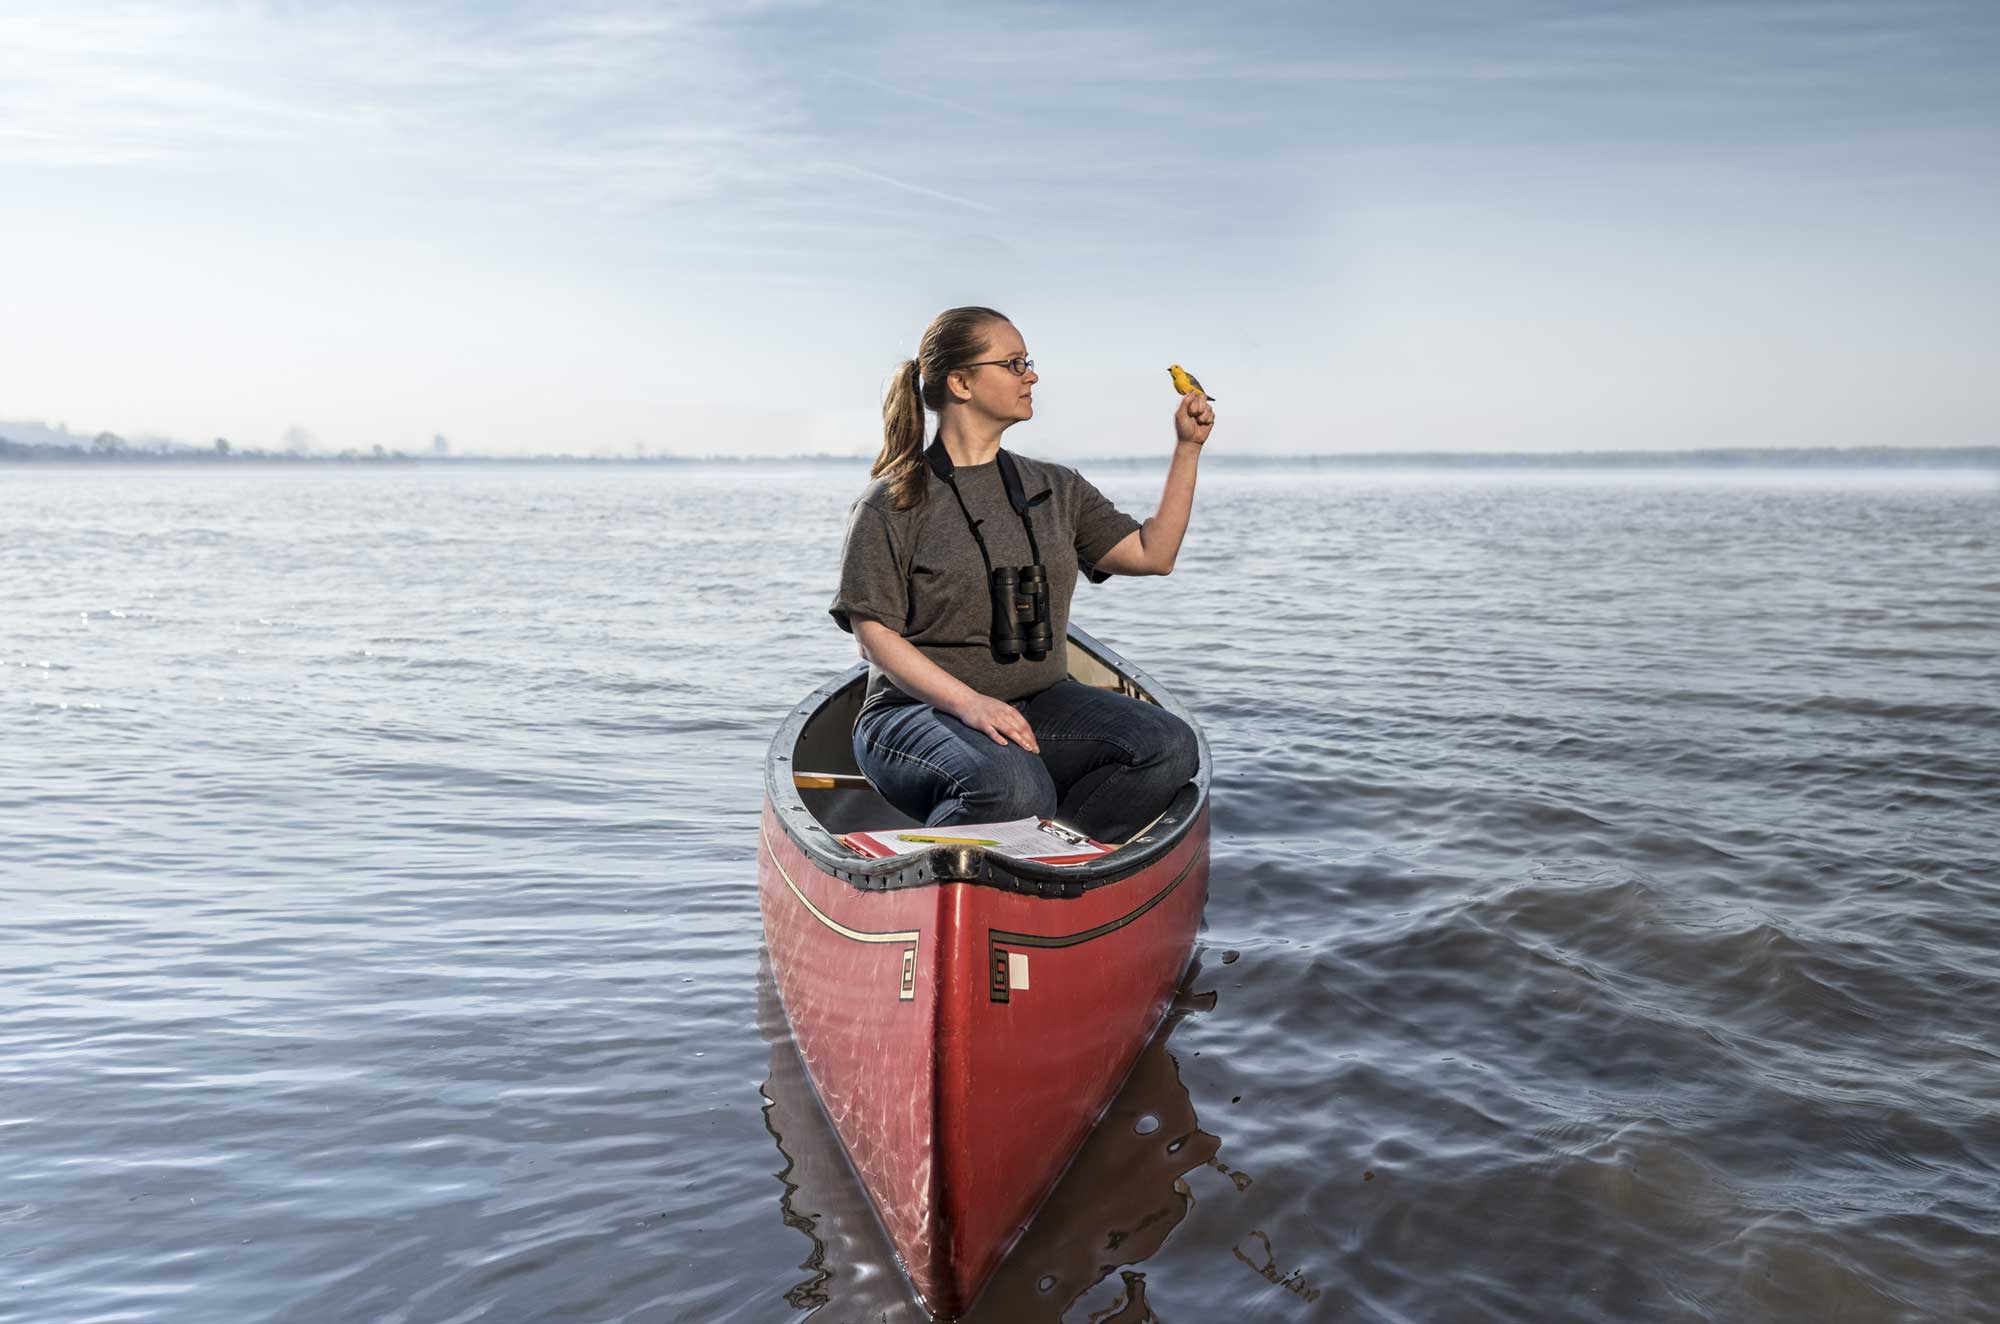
[871,305,1010,511]
[873,358,927,510]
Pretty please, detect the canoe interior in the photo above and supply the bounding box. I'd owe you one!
[793,638,1154,840]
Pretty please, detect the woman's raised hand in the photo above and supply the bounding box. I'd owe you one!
[1175,390,1216,447]
[957,695,1040,753]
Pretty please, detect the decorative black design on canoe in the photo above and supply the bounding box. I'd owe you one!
[985,849,1200,1001]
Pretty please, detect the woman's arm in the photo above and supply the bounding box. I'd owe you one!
[852,618,1039,751]
[1095,391,1215,576]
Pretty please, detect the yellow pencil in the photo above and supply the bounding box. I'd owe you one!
[897,833,1001,846]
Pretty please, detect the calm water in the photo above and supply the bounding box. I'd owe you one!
[4,464,1997,1324]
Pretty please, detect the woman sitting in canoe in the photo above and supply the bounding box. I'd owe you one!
[828,305,1214,843]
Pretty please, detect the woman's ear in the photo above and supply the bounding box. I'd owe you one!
[945,369,973,404]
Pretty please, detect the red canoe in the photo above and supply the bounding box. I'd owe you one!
[758,626,1211,1319]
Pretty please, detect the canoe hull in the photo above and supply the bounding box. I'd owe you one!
[758,800,1210,1318]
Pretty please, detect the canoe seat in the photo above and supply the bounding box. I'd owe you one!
[792,771,871,791]
[792,771,920,836]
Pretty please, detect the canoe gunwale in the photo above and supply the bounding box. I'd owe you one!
[764,625,1211,896]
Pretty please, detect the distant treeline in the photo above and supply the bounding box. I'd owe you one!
[0,435,429,464]
[1083,446,2000,470]
[3,435,1994,470]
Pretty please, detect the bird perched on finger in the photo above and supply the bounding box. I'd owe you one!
[1167,364,1215,400]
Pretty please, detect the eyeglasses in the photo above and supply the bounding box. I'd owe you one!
[959,357,1035,377]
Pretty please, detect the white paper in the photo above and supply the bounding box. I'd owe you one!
[871,817,1106,862]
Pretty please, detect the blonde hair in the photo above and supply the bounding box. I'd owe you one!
[873,305,1010,510]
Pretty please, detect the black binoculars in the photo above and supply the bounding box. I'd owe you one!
[989,564,1052,662]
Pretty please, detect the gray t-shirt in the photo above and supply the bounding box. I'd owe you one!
[829,452,1143,717]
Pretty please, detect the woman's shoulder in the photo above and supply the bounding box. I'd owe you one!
[849,475,933,531]
[1009,451,1108,506]
[851,474,902,512]
[1006,450,1084,488]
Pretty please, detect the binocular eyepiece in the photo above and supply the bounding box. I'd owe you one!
[989,563,1052,662]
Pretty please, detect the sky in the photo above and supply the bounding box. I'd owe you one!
[2,0,1997,457]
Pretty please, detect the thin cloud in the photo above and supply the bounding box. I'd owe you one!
[821,70,1019,127]
[816,161,997,214]
[0,1,814,198]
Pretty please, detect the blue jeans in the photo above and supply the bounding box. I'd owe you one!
[852,679,1200,843]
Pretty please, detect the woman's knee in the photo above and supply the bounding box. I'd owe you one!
[1152,712,1200,785]
[854,712,971,821]
[958,746,1058,820]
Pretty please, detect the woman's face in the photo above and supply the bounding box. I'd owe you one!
[951,321,1038,427]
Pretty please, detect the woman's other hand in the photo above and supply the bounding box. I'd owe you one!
[956,695,1040,753]
[1175,390,1215,447]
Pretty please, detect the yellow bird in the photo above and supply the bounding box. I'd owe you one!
[1167,364,1216,400]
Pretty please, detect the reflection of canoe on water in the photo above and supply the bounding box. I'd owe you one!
[756,947,1220,1322]
[757,626,1211,1318]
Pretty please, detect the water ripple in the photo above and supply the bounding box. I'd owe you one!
[2,467,1995,1322]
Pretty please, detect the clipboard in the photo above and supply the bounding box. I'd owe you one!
[838,816,1113,865]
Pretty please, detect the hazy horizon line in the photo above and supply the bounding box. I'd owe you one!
[5,434,1995,471]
